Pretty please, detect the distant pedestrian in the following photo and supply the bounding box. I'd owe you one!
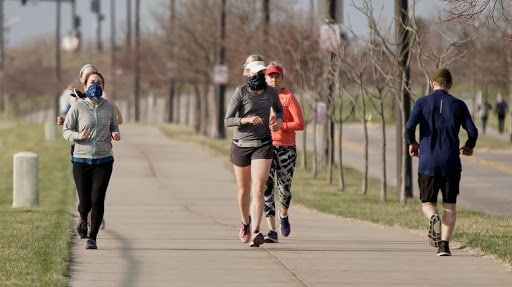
[405,68,478,256]
[224,58,284,247]
[56,84,75,125]
[477,98,491,134]
[262,62,304,243]
[495,93,508,134]
[63,72,121,250]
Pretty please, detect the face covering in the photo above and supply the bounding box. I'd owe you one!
[247,72,267,91]
[86,82,103,100]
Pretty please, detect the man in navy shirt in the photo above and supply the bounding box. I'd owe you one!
[405,68,478,256]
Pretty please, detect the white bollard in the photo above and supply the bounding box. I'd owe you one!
[13,152,39,207]
[45,122,56,141]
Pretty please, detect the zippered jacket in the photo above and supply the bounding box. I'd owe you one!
[63,98,119,161]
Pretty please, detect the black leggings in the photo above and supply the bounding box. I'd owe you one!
[73,161,113,240]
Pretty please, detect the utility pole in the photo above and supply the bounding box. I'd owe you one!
[395,0,413,202]
[55,0,62,120]
[126,0,132,48]
[167,0,175,123]
[0,0,4,112]
[0,0,3,68]
[110,0,116,99]
[216,0,227,138]
[263,0,270,43]
[70,0,79,52]
[91,0,103,51]
[134,0,140,122]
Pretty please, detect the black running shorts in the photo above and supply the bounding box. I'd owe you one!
[230,142,273,167]
[418,172,461,204]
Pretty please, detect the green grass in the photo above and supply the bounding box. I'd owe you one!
[159,123,512,269]
[0,122,74,287]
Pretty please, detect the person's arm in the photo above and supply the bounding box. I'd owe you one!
[405,100,421,146]
[109,103,121,141]
[62,105,85,142]
[281,92,304,132]
[224,87,243,127]
[102,92,123,125]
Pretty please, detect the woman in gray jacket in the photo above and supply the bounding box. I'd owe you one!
[63,72,121,249]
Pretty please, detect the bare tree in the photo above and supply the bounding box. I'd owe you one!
[441,0,512,141]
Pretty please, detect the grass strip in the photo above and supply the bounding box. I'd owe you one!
[0,122,74,287]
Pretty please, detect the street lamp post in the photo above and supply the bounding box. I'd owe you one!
[134,0,140,122]
[216,0,227,139]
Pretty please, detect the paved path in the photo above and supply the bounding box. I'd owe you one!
[69,124,512,287]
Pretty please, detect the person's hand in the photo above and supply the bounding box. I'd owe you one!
[244,116,264,125]
[460,146,473,156]
[56,116,65,125]
[269,118,282,131]
[409,143,419,157]
[112,131,121,141]
[79,130,92,140]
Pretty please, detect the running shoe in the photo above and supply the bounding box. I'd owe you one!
[264,230,279,243]
[428,213,442,247]
[86,239,97,249]
[76,219,88,239]
[249,232,265,247]
[436,240,451,256]
[280,214,291,237]
[239,222,251,243]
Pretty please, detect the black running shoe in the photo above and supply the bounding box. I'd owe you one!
[86,239,97,249]
[280,214,291,237]
[428,214,441,247]
[436,241,451,256]
[264,230,279,243]
[76,220,88,239]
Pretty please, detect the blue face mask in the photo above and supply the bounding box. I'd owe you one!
[86,82,102,100]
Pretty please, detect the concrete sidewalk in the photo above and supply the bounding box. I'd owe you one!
[68,124,512,287]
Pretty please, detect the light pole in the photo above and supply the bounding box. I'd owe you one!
[216,0,227,138]
[167,0,175,123]
[134,0,140,122]
[0,0,4,112]
[110,0,117,100]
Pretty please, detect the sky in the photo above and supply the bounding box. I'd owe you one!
[3,0,443,49]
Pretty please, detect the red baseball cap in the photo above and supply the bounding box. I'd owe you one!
[265,65,283,76]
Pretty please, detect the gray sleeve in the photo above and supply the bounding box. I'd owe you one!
[224,86,243,127]
[62,105,79,142]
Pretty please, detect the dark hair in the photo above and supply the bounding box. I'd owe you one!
[84,72,105,88]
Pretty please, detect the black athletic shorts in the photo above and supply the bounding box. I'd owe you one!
[418,172,461,204]
[230,141,273,167]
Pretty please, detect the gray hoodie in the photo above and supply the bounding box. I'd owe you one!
[63,98,119,160]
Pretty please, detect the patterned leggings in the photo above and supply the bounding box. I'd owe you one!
[264,145,297,217]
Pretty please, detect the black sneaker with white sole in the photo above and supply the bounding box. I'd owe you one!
[436,240,451,256]
[86,238,97,249]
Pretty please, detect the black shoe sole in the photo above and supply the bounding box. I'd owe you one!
[428,214,441,247]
